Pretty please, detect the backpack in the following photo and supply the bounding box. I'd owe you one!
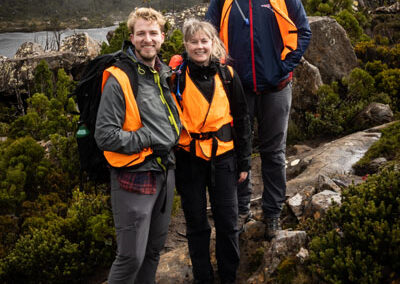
[71,51,138,185]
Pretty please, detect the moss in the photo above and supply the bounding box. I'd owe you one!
[353,121,400,173]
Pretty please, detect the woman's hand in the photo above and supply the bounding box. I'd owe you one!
[238,171,248,183]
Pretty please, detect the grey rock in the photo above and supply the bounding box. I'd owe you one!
[1,33,100,99]
[296,247,309,263]
[352,102,393,130]
[375,2,400,13]
[247,230,307,283]
[14,42,45,58]
[60,32,101,59]
[318,174,342,193]
[286,126,383,198]
[287,186,316,218]
[311,190,341,217]
[304,16,358,84]
[292,57,323,111]
[369,157,388,173]
[156,246,193,284]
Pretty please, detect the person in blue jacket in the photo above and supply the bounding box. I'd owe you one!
[206,0,311,239]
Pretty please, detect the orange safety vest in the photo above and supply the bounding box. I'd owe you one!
[101,66,153,167]
[220,0,298,60]
[174,67,235,161]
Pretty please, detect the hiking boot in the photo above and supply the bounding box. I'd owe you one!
[238,210,254,233]
[264,217,281,240]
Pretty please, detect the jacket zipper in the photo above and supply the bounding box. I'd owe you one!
[153,70,180,137]
[248,0,257,93]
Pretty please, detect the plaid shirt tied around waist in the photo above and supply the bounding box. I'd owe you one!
[117,170,156,195]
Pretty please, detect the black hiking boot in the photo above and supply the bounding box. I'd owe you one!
[264,217,281,241]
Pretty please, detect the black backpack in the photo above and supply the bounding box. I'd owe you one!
[71,51,138,185]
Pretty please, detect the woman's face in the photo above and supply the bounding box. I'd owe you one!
[185,31,212,66]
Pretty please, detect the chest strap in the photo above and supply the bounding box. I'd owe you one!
[189,123,233,186]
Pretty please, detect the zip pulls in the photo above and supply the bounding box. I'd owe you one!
[152,70,181,137]
[234,0,249,26]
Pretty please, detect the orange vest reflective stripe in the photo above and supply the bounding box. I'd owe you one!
[175,67,234,161]
[101,66,153,167]
[220,0,298,60]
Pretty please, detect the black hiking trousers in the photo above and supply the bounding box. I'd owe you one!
[175,150,240,283]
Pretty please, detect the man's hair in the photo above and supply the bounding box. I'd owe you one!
[127,7,166,34]
[182,18,228,62]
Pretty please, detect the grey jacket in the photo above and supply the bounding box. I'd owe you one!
[95,47,181,172]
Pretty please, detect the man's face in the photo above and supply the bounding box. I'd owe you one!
[130,18,164,66]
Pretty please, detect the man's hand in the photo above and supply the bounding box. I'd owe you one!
[238,171,248,183]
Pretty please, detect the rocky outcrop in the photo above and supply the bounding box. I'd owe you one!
[285,126,382,199]
[60,32,101,59]
[14,42,45,58]
[0,33,100,98]
[304,16,358,84]
[374,1,400,13]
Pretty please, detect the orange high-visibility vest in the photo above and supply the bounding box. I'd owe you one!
[174,67,235,161]
[220,0,298,60]
[101,66,153,167]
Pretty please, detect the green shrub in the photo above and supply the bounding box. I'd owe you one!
[308,167,400,283]
[305,0,352,16]
[100,22,130,54]
[160,28,184,64]
[33,60,54,98]
[304,84,345,138]
[0,215,19,259]
[334,9,364,44]
[0,189,115,284]
[354,121,400,171]
[374,68,400,112]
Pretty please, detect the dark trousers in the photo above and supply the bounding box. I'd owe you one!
[175,150,240,282]
[237,83,292,217]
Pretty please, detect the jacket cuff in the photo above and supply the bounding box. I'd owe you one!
[238,156,251,173]
[136,127,152,149]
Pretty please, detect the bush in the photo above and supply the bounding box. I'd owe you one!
[354,121,400,171]
[308,167,400,283]
[0,189,115,284]
[334,9,364,45]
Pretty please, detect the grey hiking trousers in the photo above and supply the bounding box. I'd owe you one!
[237,83,292,217]
[108,168,175,284]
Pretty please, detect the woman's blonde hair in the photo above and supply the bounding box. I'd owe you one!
[127,7,166,34]
[182,18,228,62]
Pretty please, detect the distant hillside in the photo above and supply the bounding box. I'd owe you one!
[0,0,209,32]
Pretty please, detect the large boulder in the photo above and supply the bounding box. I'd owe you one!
[351,102,393,130]
[304,16,358,84]
[0,33,101,99]
[14,42,45,58]
[60,32,101,59]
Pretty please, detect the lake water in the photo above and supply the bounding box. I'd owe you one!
[0,26,118,58]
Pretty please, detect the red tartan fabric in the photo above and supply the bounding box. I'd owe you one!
[117,171,156,195]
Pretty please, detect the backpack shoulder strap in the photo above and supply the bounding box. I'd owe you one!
[112,54,139,98]
[216,64,233,101]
